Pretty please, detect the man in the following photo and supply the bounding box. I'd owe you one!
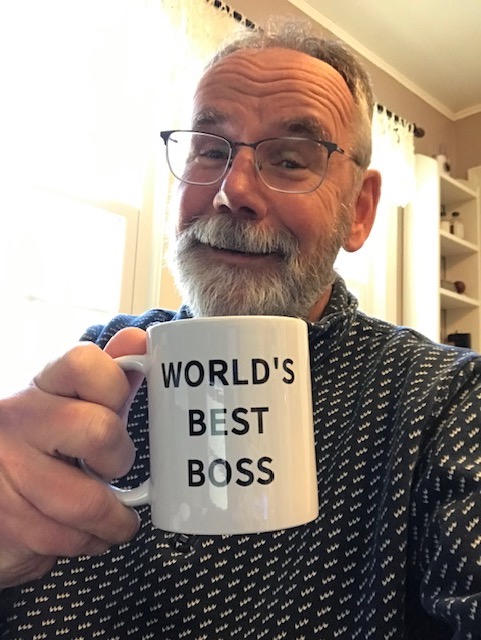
[1,18,481,640]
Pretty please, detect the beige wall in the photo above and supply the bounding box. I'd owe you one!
[455,113,481,177]
[230,0,479,180]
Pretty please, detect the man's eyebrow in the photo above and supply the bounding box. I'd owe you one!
[191,109,227,130]
[190,112,331,140]
[282,117,330,140]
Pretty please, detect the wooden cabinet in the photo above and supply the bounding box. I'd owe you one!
[403,155,481,351]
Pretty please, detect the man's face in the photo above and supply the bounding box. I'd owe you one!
[169,47,364,320]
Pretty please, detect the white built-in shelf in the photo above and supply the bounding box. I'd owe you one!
[403,156,481,351]
[440,174,477,204]
[440,230,478,256]
[440,288,479,310]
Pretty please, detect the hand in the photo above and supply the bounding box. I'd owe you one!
[0,327,146,588]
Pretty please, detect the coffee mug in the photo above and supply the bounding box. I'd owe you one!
[109,316,318,535]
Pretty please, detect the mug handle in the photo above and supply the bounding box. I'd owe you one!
[79,354,151,507]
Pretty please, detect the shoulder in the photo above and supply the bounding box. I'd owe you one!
[352,312,481,401]
[80,308,180,348]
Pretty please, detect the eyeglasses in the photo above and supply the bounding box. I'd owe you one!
[160,129,361,194]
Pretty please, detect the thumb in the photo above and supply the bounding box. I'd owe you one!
[103,327,147,358]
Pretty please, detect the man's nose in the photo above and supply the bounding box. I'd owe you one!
[213,149,268,219]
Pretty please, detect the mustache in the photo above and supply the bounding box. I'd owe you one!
[175,216,300,259]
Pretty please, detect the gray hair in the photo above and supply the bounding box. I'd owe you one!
[207,18,374,168]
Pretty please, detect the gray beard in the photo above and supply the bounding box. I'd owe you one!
[168,214,350,319]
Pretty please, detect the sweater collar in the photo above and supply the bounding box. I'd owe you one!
[307,276,359,367]
[173,275,358,363]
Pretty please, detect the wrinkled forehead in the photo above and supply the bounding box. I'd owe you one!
[192,48,356,136]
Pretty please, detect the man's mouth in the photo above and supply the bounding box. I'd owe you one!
[178,216,297,262]
[201,240,280,259]
[209,242,274,256]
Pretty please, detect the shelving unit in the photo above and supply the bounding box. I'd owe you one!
[403,155,481,352]
[439,172,480,350]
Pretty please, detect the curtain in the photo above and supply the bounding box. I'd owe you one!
[0,0,241,206]
[335,107,416,323]
[154,1,243,130]
[371,105,416,208]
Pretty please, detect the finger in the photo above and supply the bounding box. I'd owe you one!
[104,327,147,419]
[0,487,111,559]
[0,464,116,588]
[34,342,132,413]
[0,550,57,588]
[8,448,140,546]
[103,327,147,358]
[3,387,136,479]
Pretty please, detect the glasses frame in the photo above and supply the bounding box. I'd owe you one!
[160,129,361,194]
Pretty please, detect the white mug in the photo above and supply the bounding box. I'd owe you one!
[111,316,318,535]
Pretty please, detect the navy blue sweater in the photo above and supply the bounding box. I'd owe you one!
[2,278,481,639]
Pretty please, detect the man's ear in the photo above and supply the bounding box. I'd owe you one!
[342,169,382,252]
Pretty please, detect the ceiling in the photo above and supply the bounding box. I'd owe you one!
[287,0,481,120]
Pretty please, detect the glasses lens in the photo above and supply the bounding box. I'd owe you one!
[166,131,231,185]
[256,138,329,193]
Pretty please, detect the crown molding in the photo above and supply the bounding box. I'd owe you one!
[453,104,481,121]
[286,0,478,122]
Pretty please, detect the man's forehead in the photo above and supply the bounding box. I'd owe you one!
[198,47,350,91]
[191,106,330,140]
[192,47,354,134]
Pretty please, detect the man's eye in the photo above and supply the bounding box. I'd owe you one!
[198,147,229,160]
[267,151,308,170]
[277,156,306,170]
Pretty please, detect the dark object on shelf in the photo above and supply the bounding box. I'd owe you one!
[454,280,466,294]
[447,332,471,348]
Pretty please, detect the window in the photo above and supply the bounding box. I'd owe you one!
[0,183,139,394]
[0,0,237,395]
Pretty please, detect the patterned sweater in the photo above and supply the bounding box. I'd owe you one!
[2,278,481,639]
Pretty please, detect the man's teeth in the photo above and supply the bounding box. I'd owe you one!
[215,245,271,255]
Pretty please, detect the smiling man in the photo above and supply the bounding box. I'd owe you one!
[167,45,379,320]
[1,17,481,640]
